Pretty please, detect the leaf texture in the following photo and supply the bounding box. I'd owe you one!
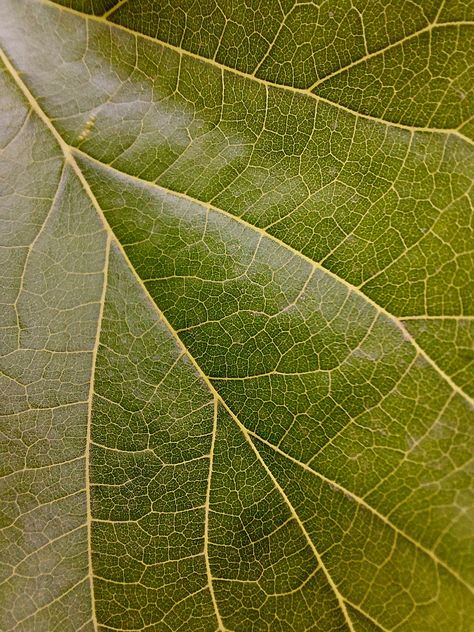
[0,1,473,630]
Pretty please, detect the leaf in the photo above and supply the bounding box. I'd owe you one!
[0,0,473,630]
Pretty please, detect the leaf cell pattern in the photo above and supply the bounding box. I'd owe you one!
[0,1,473,631]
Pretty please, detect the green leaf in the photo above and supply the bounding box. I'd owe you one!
[1,1,473,630]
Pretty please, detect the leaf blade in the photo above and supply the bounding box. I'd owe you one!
[1,1,473,630]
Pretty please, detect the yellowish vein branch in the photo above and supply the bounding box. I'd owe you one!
[204,397,228,631]
[308,19,462,90]
[13,160,67,349]
[236,422,356,631]
[85,233,110,631]
[245,428,474,595]
[102,0,129,19]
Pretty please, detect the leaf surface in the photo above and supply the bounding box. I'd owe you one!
[0,1,473,630]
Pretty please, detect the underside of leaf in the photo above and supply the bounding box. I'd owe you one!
[0,1,473,631]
